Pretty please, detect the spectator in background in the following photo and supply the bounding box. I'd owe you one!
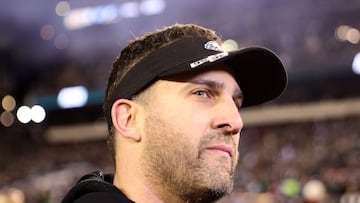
[0,188,25,203]
[302,180,327,203]
[62,23,287,203]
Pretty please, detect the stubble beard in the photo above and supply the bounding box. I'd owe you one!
[141,112,239,203]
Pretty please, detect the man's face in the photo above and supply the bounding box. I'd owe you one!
[139,65,243,202]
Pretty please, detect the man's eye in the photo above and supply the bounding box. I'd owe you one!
[193,90,212,98]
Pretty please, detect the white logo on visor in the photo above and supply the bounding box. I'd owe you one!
[204,41,223,51]
[190,52,229,68]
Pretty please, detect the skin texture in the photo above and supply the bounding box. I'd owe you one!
[111,64,243,203]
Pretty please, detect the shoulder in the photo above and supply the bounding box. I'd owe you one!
[62,170,134,203]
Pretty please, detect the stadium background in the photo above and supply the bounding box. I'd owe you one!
[1,0,360,202]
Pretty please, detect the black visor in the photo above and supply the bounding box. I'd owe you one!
[105,37,287,123]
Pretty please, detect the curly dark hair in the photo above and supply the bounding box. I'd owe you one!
[103,23,222,161]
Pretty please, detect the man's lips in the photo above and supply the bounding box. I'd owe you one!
[206,145,233,157]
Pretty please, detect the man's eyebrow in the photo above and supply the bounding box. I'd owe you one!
[189,79,225,90]
[189,79,243,99]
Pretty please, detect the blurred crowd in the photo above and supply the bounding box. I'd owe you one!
[0,116,359,203]
[222,116,360,203]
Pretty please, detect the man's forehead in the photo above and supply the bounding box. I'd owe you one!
[189,69,241,91]
[162,66,242,93]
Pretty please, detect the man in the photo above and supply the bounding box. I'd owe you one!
[62,23,287,203]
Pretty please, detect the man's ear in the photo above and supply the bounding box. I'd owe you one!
[111,99,141,142]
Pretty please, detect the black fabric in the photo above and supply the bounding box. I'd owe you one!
[61,170,134,203]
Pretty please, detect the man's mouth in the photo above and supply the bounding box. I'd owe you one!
[206,145,233,158]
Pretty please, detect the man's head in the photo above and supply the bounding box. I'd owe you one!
[103,23,287,202]
[104,24,221,154]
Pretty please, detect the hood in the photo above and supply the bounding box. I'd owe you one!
[61,170,133,203]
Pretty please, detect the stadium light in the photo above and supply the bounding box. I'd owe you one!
[31,105,46,123]
[57,86,89,109]
[352,52,360,75]
[17,106,32,124]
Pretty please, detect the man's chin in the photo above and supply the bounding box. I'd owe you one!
[199,152,235,175]
[201,150,235,173]
[196,166,234,199]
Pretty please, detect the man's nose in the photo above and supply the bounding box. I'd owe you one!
[211,98,243,135]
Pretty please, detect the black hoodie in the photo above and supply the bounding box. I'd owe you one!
[61,170,134,203]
